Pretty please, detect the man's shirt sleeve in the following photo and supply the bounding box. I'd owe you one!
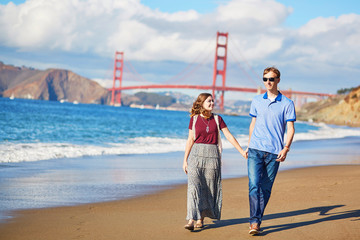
[285,101,296,122]
[249,100,257,118]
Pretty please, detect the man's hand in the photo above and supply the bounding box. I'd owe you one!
[276,148,289,162]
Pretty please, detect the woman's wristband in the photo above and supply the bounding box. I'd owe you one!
[284,145,290,151]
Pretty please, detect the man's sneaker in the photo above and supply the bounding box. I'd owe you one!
[249,223,261,235]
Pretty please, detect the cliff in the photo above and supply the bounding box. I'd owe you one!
[297,86,360,127]
[1,62,111,104]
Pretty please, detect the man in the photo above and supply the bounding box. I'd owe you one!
[246,67,296,235]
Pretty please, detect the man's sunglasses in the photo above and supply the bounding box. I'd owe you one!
[263,77,277,82]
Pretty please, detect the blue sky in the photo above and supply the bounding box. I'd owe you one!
[1,0,359,100]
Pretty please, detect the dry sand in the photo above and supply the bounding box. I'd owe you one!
[0,165,359,240]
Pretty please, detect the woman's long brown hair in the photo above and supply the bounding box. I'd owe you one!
[190,93,213,119]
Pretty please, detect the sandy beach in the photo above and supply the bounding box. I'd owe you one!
[0,164,359,240]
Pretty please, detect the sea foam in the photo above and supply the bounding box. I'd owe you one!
[1,123,359,163]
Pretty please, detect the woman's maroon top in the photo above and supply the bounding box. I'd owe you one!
[188,115,227,144]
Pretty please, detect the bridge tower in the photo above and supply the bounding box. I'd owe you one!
[111,51,124,106]
[212,32,228,111]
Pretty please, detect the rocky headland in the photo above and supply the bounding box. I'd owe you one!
[0,62,111,104]
[297,86,360,127]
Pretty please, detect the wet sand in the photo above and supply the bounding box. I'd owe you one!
[0,165,359,240]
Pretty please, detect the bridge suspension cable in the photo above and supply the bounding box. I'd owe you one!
[124,60,150,84]
[163,34,215,85]
[228,49,258,88]
[228,37,262,81]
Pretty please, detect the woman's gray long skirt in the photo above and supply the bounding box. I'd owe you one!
[186,143,222,221]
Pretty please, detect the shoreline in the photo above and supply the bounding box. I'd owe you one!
[0,165,359,240]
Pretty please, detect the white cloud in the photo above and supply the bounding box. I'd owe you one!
[216,0,291,26]
[152,9,199,22]
[299,14,360,38]
[285,14,360,67]
[0,0,291,62]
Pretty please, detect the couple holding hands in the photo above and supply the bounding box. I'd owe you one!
[182,67,296,235]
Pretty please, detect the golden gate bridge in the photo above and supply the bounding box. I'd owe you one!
[109,32,334,111]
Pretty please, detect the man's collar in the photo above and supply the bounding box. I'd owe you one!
[263,91,282,101]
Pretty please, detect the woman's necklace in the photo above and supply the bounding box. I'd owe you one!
[200,115,210,133]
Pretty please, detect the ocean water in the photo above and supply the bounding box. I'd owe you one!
[2,97,359,163]
[1,97,360,221]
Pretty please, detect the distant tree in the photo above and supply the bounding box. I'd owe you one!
[134,92,176,107]
[337,87,354,95]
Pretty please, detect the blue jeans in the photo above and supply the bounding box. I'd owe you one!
[247,148,280,225]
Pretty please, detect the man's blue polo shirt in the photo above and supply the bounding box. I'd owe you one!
[249,92,296,155]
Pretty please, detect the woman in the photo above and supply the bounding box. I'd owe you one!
[183,93,247,230]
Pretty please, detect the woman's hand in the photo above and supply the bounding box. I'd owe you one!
[183,161,188,174]
[241,149,248,159]
[183,129,194,175]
